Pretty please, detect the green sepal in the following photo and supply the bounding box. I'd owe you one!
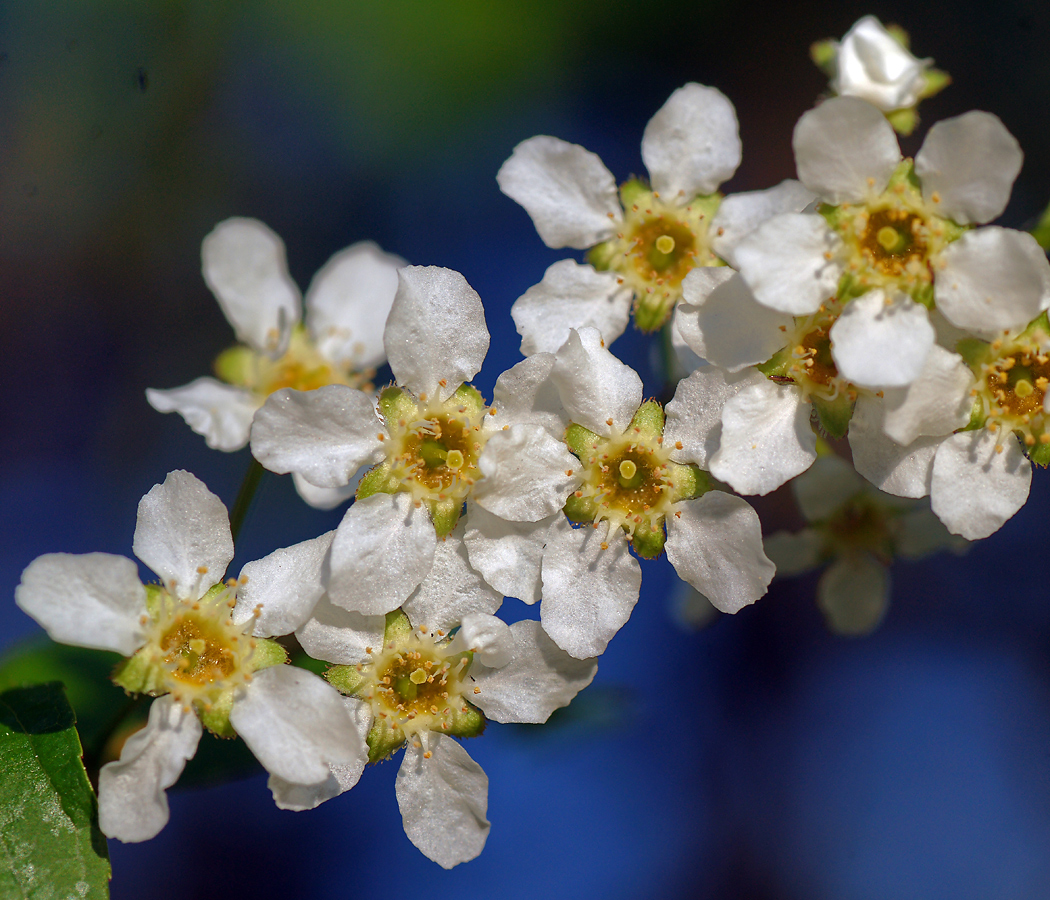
[377,385,419,423]
[587,240,617,272]
[911,281,935,311]
[668,462,708,503]
[356,462,400,500]
[1030,200,1050,251]
[428,497,463,537]
[144,583,164,619]
[450,382,487,419]
[812,393,854,440]
[628,400,665,442]
[690,193,723,221]
[214,344,256,387]
[618,177,649,209]
[809,38,836,74]
[112,647,166,696]
[247,638,287,673]
[918,68,951,100]
[563,492,598,523]
[326,664,367,697]
[955,337,989,369]
[886,107,918,137]
[365,717,406,763]
[448,701,486,738]
[384,609,414,645]
[565,422,599,459]
[634,294,674,333]
[837,271,869,302]
[1027,439,1050,468]
[198,690,236,738]
[961,397,986,432]
[1020,310,1050,341]
[756,346,793,380]
[630,521,666,559]
[818,201,847,231]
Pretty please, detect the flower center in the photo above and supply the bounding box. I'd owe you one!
[859,207,927,275]
[971,331,1050,450]
[771,306,852,403]
[823,496,894,561]
[390,410,484,505]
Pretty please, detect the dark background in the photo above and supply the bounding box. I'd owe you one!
[2,2,1050,897]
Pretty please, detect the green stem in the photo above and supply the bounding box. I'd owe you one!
[228,458,266,544]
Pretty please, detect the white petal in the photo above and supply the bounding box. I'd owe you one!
[133,470,233,600]
[677,271,794,372]
[792,454,866,522]
[664,366,756,468]
[641,83,741,199]
[792,97,901,203]
[832,16,928,110]
[230,665,364,786]
[146,379,259,452]
[401,529,502,633]
[762,530,823,576]
[384,266,489,403]
[512,259,631,355]
[915,112,1023,225]
[396,735,490,870]
[930,430,1031,540]
[496,135,620,249]
[470,619,597,724]
[674,267,736,359]
[829,291,934,389]
[665,492,774,614]
[848,395,938,498]
[304,241,406,369]
[16,553,146,655]
[540,519,641,659]
[817,554,889,636]
[709,378,818,495]
[327,493,437,615]
[490,353,569,437]
[233,531,335,637]
[462,506,553,605]
[446,612,514,667]
[97,696,201,842]
[267,698,372,810]
[880,344,975,446]
[291,472,359,511]
[551,327,642,436]
[201,218,301,357]
[896,507,969,558]
[733,213,843,315]
[249,385,385,488]
[295,594,386,665]
[935,228,1050,338]
[474,423,581,522]
[711,179,817,266]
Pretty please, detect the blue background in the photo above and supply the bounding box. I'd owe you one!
[2,2,1050,897]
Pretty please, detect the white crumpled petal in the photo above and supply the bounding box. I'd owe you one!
[551,327,642,436]
[849,395,938,498]
[817,554,889,636]
[935,228,1050,338]
[709,378,818,495]
[250,385,385,489]
[327,493,437,615]
[133,470,234,600]
[98,696,202,842]
[540,519,641,659]
[641,82,741,200]
[384,267,489,403]
[201,218,301,357]
[792,97,902,203]
[930,430,1031,540]
[470,620,597,724]
[230,665,364,787]
[295,595,386,666]
[233,531,335,637]
[762,530,824,576]
[512,259,631,355]
[880,344,975,446]
[829,290,934,389]
[915,111,1023,226]
[396,734,490,870]
[401,529,502,634]
[792,454,865,522]
[496,135,621,249]
[664,366,754,469]
[474,423,581,522]
[268,697,372,811]
[676,271,794,372]
[832,16,928,110]
[665,492,774,614]
[292,472,359,511]
[490,353,568,437]
[146,378,260,452]
[16,553,147,656]
[304,241,406,369]
[462,506,553,605]
[446,612,514,668]
[733,213,843,315]
[711,179,817,266]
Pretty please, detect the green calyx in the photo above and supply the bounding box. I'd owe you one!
[812,393,855,440]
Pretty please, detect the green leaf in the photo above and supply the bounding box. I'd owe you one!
[0,683,110,899]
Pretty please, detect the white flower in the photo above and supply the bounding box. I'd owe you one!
[14,470,363,842]
[291,533,597,868]
[764,455,967,635]
[251,266,582,617]
[147,218,404,509]
[499,85,813,341]
[830,16,930,112]
[733,97,1048,387]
